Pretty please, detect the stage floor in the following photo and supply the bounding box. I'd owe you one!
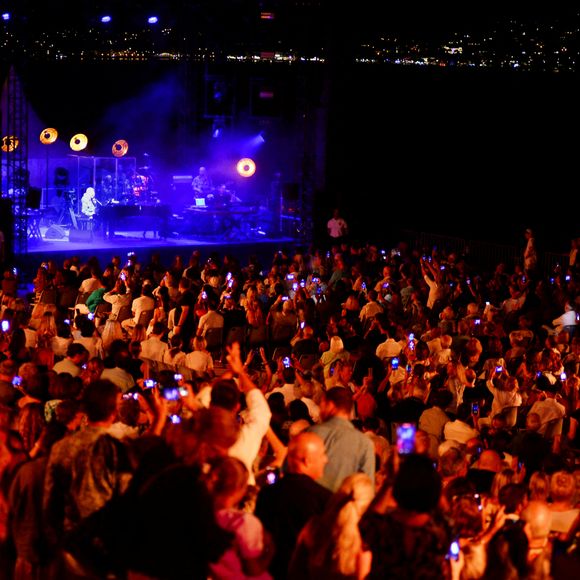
[18,224,302,280]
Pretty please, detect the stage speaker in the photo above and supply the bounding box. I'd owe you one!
[26,186,42,209]
[69,229,93,243]
[44,224,67,239]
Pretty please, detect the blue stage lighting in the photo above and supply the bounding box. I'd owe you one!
[1,13,10,21]
[147,16,159,24]
[101,15,112,24]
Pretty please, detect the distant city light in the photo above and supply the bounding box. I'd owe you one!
[101,15,112,24]
[1,12,10,21]
[147,16,159,25]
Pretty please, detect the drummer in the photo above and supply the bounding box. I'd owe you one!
[191,166,212,199]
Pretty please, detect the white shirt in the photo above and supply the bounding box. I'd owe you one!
[140,336,168,362]
[266,383,296,407]
[376,338,402,360]
[228,389,272,486]
[327,217,347,238]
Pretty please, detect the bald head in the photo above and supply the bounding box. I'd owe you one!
[287,431,328,480]
[475,450,502,473]
[521,500,552,542]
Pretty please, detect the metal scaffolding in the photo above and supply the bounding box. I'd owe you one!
[1,66,29,256]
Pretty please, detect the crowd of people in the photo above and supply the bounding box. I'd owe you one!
[0,233,579,579]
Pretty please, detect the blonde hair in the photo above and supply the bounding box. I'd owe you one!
[490,468,517,500]
[550,471,576,503]
[529,472,550,502]
[307,473,374,576]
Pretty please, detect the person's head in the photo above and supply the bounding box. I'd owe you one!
[81,379,121,424]
[66,342,89,365]
[329,335,344,353]
[210,379,241,413]
[393,454,442,513]
[550,470,576,504]
[490,468,517,500]
[320,387,353,420]
[498,483,528,515]
[286,431,328,480]
[206,456,249,508]
[439,447,468,479]
[473,449,502,474]
[450,495,483,539]
[528,472,550,502]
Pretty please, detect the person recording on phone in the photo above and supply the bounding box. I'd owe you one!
[103,278,132,321]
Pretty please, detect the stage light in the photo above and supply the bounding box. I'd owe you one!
[1,12,10,21]
[236,158,256,178]
[40,128,58,145]
[70,133,88,152]
[101,15,112,24]
[112,139,129,157]
[147,16,159,24]
[1,135,19,152]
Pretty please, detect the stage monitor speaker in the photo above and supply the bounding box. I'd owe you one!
[26,187,42,209]
[44,224,67,239]
[69,229,93,243]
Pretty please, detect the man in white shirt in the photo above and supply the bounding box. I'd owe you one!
[266,367,297,407]
[326,208,348,243]
[359,290,383,327]
[121,282,155,333]
[53,343,89,377]
[140,322,168,362]
[211,343,272,485]
[444,402,479,445]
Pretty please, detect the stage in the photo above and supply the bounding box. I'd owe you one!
[17,210,303,282]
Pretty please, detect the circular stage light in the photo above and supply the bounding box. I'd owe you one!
[70,133,88,152]
[1,135,19,152]
[112,139,129,157]
[236,157,256,178]
[40,128,58,144]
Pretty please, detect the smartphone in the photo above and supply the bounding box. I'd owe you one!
[561,372,567,381]
[64,319,71,325]
[495,365,503,373]
[123,392,139,401]
[391,357,399,370]
[170,414,182,424]
[201,291,208,299]
[226,272,232,281]
[565,275,571,282]
[265,467,279,485]
[1,320,9,332]
[227,279,234,288]
[162,387,180,401]
[300,321,305,329]
[174,373,183,381]
[292,282,298,291]
[447,539,460,561]
[282,296,289,301]
[12,267,17,276]
[466,278,471,285]
[361,281,367,290]
[283,356,291,368]
[87,312,95,321]
[179,386,189,397]
[472,402,479,415]
[396,423,416,455]
[144,379,157,389]
[474,318,481,325]
[120,272,127,281]
[12,376,22,387]
[82,363,87,370]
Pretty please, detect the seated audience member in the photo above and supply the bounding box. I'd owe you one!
[549,470,579,535]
